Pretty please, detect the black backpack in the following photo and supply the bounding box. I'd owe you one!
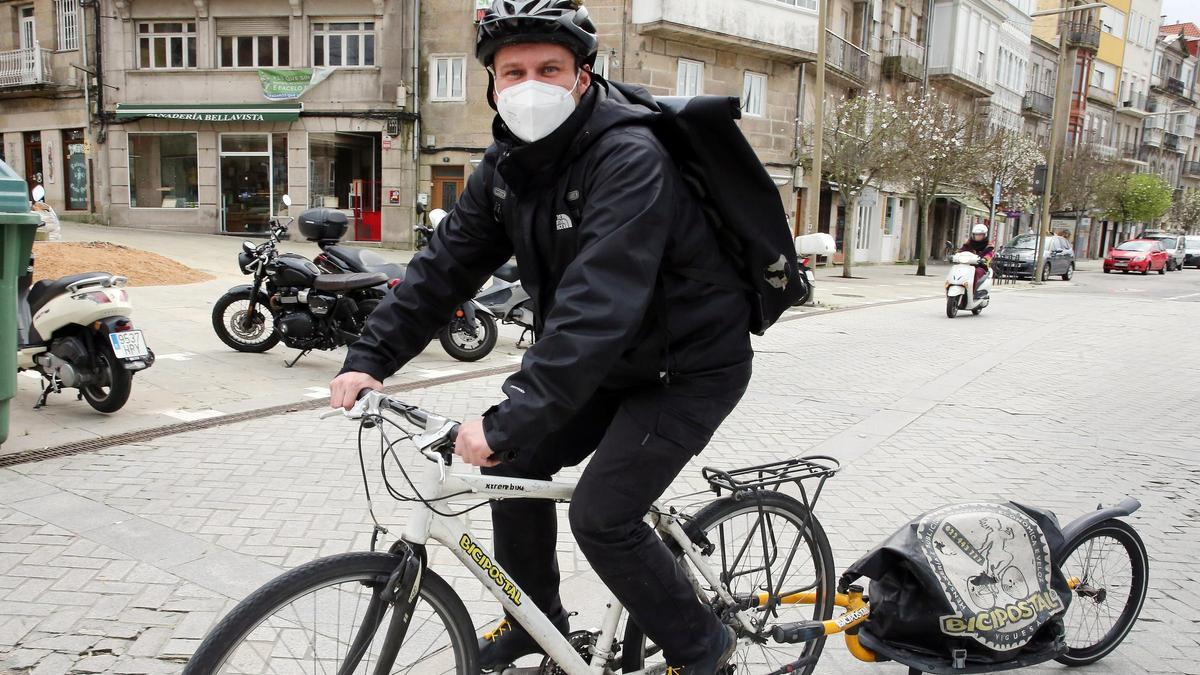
[492,81,807,336]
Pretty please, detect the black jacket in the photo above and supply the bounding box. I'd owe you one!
[343,79,752,452]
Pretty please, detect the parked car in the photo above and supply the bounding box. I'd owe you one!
[1103,239,1169,275]
[1184,235,1200,269]
[993,234,1076,280]
[1136,232,1186,270]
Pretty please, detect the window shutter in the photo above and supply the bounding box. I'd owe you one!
[216,17,289,36]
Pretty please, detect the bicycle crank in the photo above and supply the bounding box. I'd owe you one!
[537,630,602,675]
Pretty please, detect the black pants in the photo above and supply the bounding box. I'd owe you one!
[481,361,752,664]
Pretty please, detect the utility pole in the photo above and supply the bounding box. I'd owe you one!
[806,0,828,238]
[1033,1,1103,283]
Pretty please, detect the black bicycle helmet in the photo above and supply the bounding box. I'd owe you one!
[476,0,599,68]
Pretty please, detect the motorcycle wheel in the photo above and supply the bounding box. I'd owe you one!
[81,347,133,413]
[213,289,280,353]
[438,313,498,362]
[946,295,959,318]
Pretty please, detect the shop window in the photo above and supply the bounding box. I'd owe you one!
[430,55,466,101]
[312,21,375,67]
[137,21,197,69]
[742,71,766,117]
[63,128,87,210]
[220,35,289,68]
[128,133,198,208]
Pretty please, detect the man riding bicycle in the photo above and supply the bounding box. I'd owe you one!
[331,1,751,672]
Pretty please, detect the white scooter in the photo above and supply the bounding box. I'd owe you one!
[793,232,837,306]
[17,186,154,412]
[945,251,992,318]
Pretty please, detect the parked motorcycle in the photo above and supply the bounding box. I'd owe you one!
[211,196,387,367]
[412,208,443,251]
[17,185,154,412]
[793,232,836,306]
[305,206,493,362]
[945,251,992,318]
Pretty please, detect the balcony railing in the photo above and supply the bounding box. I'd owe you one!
[1118,92,1148,112]
[0,46,52,88]
[1143,127,1163,148]
[1022,90,1054,118]
[826,31,868,83]
[1185,161,1200,177]
[1152,72,1192,99]
[1164,132,1182,151]
[882,36,924,82]
[632,0,819,62]
[1087,84,1117,107]
[1066,22,1100,51]
[928,63,994,97]
[1120,141,1142,161]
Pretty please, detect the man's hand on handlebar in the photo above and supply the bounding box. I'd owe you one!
[330,372,383,410]
[454,419,499,468]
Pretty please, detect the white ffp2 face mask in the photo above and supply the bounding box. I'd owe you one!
[496,73,581,143]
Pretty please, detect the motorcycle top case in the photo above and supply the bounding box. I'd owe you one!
[841,502,1072,672]
[297,207,349,242]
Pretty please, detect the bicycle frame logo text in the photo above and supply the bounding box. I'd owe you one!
[459,534,523,605]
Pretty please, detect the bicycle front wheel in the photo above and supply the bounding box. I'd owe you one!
[621,491,836,675]
[1056,519,1149,666]
[184,552,477,675]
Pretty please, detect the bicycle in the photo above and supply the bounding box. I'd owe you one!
[184,391,1149,675]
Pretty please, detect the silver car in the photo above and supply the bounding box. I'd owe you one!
[1184,235,1200,269]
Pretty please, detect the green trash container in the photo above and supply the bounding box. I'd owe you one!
[0,160,41,447]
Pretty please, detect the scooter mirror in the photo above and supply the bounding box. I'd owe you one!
[242,241,256,253]
[282,194,292,208]
[31,185,46,202]
[429,208,448,228]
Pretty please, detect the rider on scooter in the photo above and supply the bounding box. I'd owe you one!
[960,224,994,293]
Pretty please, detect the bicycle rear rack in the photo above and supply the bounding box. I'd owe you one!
[703,455,840,506]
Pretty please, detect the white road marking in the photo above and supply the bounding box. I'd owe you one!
[1164,292,1200,301]
[303,386,331,399]
[160,409,225,422]
[19,371,43,380]
[156,352,197,361]
[414,368,467,379]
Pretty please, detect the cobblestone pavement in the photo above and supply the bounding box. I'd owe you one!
[1,275,1198,675]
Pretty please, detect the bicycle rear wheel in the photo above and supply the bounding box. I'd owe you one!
[621,491,836,675]
[1055,519,1149,666]
[183,551,477,675]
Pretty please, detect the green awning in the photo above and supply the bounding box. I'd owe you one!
[114,102,303,122]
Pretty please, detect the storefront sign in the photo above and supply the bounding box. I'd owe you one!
[382,134,393,150]
[115,103,303,122]
[258,68,335,101]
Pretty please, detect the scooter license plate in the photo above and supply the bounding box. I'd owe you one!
[109,331,149,359]
[805,270,815,283]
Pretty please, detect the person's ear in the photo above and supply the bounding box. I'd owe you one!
[579,68,591,92]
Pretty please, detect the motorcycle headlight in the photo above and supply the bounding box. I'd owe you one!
[238,250,255,273]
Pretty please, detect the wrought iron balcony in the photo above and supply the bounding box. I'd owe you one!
[826,31,868,84]
[0,46,52,89]
[1184,161,1200,178]
[882,36,924,82]
[1022,90,1053,119]
[1118,92,1148,114]
[1065,22,1100,51]
[1164,132,1182,152]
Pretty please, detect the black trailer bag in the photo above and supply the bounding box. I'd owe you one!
[841,502,1073,672]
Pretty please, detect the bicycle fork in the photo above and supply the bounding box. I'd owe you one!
[336,543,425,675]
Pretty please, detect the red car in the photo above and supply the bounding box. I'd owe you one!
[1104,239,1169,275]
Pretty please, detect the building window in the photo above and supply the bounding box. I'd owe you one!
[771,0,817,9]
[677,58,704,97]
[128,134,198,208]
[55,0,79,51]
[312,21,375,67]
[220,35,289,68]
[742,71,767,117]
[1099,6,1125,38]
[137,22,197,69]
[909,15,919,41]
[592,53,609,79]
[429,55,466,101]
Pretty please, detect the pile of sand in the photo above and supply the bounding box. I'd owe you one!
[31,242,215,287]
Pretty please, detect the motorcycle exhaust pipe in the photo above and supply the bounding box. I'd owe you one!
[34,353,80,387]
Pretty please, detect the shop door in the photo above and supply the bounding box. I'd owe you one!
[23,131,43,190]
[63,128,89,210]
[432,166,464,211]
[220,134,271,234]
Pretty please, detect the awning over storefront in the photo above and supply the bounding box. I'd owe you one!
[934,192,989,214]
[114,103,303,122]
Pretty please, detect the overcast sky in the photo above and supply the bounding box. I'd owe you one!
[1161,0,1200,25]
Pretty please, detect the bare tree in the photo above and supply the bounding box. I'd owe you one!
[969,129,1043,220]
[1051,143,1118,251]
[898,95,981,276]
[1168,188,1200,234]
[810,92,907,278]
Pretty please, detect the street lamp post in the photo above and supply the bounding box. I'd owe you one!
[806,0,828,237]
[1034,1,1101,285]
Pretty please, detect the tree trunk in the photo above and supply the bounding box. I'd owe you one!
[916,196,932,276]
[1074,212,1084,258]
[842,194,858,278]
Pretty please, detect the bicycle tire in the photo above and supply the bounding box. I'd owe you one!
[183,551,478,675]
[620,491,836,675]
[1055,519,1149,667]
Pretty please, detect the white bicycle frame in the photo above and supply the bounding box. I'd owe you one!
[360,401,755,675]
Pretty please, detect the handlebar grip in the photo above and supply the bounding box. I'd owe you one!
[447,423,459,443]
